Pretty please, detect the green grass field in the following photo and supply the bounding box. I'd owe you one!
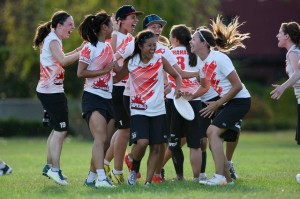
[1,131,300,199]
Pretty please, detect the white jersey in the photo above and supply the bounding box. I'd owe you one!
[199,50,250,98]
[113,32,135,87]
[155,42,178,66]
[286,45,300,103]
[79,41,115,99]
[36,31,65,93]
[128,54,165,116]
[166,46,201,100]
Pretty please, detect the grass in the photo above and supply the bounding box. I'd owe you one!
[0,131,300,199]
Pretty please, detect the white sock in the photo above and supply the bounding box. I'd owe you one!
[87,171,97,182]
[104,159,110,166]
[113,169,123,175]
[51,167,59,172]
[214,174,225,178]
[228,160,233,164]
[96,169,106,181]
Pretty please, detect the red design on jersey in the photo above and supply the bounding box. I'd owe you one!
[54,70,64,85]
[118,35,133,54]
[92,73,111,91]
[155,48,165,54]
[39,63,51,80]
[203,61,222,94]
[131,95,147,110]
[130,58,162,110]
[81,46,91,59]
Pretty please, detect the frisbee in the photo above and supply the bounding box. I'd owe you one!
[173,96,195,121]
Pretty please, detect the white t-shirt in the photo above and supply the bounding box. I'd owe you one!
[286,45,300,103]
[166,46,201,100]
[36,31,65,93]
[199,50,250,98]
[113,32,134,87]
[128,54,165,116]
[79,41,115,99]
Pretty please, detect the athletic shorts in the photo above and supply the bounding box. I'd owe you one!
[37,92,69,132]
[112,86,130,129]
[200,96,221,137]
[212,98,251,142]
[81,91,114,124]
[130,114,165,145]
[170,100,204,149]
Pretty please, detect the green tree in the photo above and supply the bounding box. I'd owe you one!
[0,0,220,98]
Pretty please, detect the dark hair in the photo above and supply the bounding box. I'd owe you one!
[281,22,300,47]
[195,15,250,53]
[33,10,70,49]
[78,11,111,47]
[125,30,155,63]
[170,24,197,67]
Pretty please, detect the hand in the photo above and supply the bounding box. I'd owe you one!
[181,91,194,101]
[111,13,120,31]
[103,61,115,73]
[199,101,220,118]
[270,84,284,100]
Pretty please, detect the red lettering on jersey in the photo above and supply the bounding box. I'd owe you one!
[203,61,222,94]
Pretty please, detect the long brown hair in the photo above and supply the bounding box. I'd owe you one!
[33,10,70,49]
[196,15,250,53]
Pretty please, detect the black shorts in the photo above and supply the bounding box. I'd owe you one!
[130,114,165,145]
[212,98,251,142]
[112,86,130,129]
[81,91,114,124]
[37,92,69,132]
[200,96,221,137]
[170,100,204,149]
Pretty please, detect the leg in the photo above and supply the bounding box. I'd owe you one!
[113,128,130,171]
[190,147,202,179]
[146,144,160,182]
[48,130,67,169]
[206,125,226,175]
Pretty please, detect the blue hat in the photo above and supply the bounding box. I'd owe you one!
[143,14,167,29]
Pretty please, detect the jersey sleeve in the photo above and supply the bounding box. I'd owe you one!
[79,43,93,65]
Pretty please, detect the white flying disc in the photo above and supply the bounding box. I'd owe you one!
[173,96,195,121]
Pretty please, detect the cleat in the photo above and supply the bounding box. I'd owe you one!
[104,164,111,179]
[47,169,68,186]
[83,179,95,187]
[199,174,227,186]
[42,165,67,180]
[0,164,12,176]
[144,181,151,186]
[199,173,207,181]
[124,154,141,179]
[228,161,238,179]
[127,171,137,186]
[111,171,125,185]
[152,175,163,183]
[95,178,115,188]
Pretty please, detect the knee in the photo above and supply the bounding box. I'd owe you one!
[200,138,207,151]
[137,139,149,148]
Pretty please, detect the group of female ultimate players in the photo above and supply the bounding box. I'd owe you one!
[32,4,300,187]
